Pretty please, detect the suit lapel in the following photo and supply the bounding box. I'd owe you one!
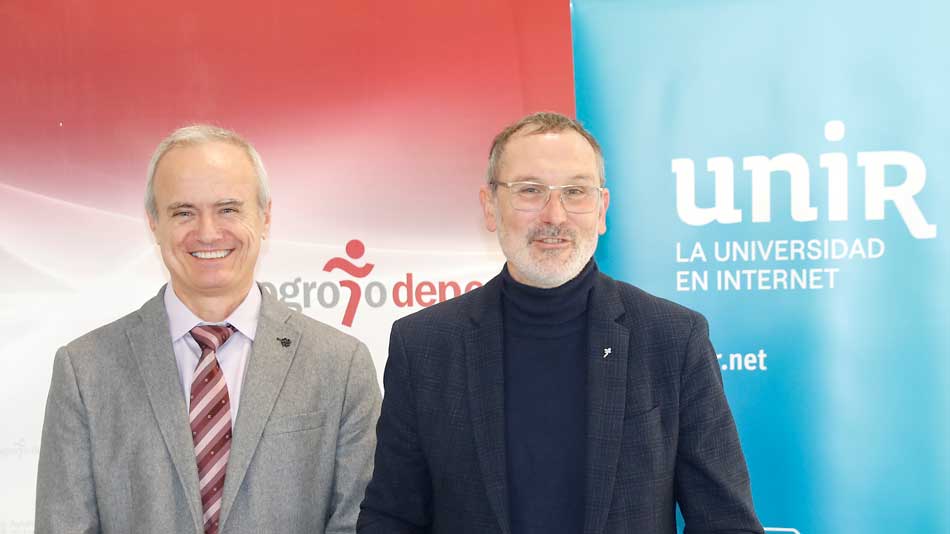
[584,274,630,534]
[218,289,300,528]
[464,275,512,534]
[127,287,204,532]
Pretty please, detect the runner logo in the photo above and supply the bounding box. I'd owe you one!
[323,239,375,326]
[261,239,485,327]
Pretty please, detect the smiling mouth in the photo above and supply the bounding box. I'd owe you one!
[190,249,232,259]
[535,238,570,244]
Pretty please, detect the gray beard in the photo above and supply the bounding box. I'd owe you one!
[498,223,597,288]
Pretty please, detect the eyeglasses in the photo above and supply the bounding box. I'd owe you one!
[490,181,605,214]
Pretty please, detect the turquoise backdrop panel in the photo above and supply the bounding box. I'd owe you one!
[573,1,949,533]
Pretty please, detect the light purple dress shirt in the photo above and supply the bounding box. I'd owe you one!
[163,283,261,422]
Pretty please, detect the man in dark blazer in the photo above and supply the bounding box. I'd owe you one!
[358,112,763,534]
[36,125,380,533]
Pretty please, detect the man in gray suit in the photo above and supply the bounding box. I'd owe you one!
[36,125,381,533]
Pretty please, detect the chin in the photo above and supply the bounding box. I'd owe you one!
[513,262,576,288]
[531,252,592,286]
[185,275,238,292]
[537,271,577,288]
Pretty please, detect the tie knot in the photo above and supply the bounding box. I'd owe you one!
[190,324,236,353]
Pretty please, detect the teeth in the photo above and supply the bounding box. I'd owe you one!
[541,238,563,244]
[191,250,230,259]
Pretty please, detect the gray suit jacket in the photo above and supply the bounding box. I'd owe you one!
[36,285,381,534]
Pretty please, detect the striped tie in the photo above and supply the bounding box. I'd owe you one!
[189,324,236,534]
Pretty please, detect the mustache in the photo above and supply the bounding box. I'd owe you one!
[527,225,575,242]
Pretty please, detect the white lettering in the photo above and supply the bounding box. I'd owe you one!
[743,153,817,222]
[858,150,936,239]
[673,157,743,225]
[673,121,935,238]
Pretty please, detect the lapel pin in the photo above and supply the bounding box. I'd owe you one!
[603,347,612,359]
[277,337,291,347]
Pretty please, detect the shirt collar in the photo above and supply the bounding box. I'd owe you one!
[164,283,262,342]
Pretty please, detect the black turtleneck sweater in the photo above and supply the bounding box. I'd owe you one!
[501,260,596,534]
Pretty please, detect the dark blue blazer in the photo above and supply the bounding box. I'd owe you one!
[358,270,763,534]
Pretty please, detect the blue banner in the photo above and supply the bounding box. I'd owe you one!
[574,1,950,532]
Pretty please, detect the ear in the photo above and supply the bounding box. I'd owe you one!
[597,188,610,235]
[479,184,497,232]
[147,210,159,241]
[261,199,273,238]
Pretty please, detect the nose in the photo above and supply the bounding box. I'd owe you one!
[538,190,569,225]
[196,212,223,243]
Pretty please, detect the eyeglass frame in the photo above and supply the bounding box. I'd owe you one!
[489,180,607,214]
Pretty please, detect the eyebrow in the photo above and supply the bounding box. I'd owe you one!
[165,199,244,212]
[510,175,597,184]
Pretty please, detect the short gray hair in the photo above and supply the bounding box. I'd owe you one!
[145,124,270,220]
[486,111,606,186]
